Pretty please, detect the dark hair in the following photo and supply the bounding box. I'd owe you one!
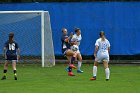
[8,32,14,44]
[75,28,80,33]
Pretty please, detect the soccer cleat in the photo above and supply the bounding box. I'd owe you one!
[69,64,76,69]
[90,76,96,80]
[106,79,109,81]
[68,72,75,76]
[77,70,84,73]
[1,76,6,80]
[14,76,17,80]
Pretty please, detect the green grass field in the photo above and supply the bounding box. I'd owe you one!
[0,63,140,93]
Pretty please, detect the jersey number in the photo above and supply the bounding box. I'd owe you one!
[9,43,15,50]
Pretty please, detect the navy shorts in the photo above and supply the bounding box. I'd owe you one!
[62,48,69,56]
[6,54,17,60]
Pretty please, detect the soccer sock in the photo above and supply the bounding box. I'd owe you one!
[78,61,82,70]
[71,57,75,64]
[13,70,17,76]
[3,70,7,76]
[68,67,72,72]
[93,66,97,77]
[105,68,110,79]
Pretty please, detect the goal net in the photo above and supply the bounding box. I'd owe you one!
[0,11,55,67]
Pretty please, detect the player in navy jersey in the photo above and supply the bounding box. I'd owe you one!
[1,32,20,80]
[61,28,77,76]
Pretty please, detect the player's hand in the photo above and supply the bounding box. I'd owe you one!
[74,41,78,45]
[94,54,97,57]
[69,32,73,38]
[17,55,20,60]
[3,54,6,59]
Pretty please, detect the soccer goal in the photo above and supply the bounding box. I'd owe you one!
[0,11,55,67]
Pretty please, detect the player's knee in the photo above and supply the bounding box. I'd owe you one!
[79,58,82,61]
[103,62,109,68]
[94,62,98,66]
[73,53,77,57]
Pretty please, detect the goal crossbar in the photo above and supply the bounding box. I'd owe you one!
[0,11,48,14]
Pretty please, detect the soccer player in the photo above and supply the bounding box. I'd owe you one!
[90,31,110,81]
[1,32,20,80]
[71,28,83,73]
[61,28,77,76]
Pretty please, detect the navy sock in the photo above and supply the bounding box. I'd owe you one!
[68,67,72,72]
[3,70,7,76]
[13,70,17,75]
[71,57,75,64]
[4,70,7,73]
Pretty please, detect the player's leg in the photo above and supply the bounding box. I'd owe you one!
[77,52,83,73]
[66,56,75,76]
[1,61,9,80]
[65,49,77,68]
[65,49,77,76]
[12,60,17,80]
[103,60,110,81]
[90,60,98,80]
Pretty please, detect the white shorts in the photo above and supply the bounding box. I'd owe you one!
[95,52,109,63]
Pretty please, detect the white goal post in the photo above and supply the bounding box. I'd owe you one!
[0,11,55,67]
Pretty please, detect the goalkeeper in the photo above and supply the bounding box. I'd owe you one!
[1,32,20,80]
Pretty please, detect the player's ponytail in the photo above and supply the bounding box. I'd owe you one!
[99,31,105,41]
[8,32,14,44]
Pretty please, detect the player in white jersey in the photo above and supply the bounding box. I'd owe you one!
[71,28,83,73]
[90,31,110,81]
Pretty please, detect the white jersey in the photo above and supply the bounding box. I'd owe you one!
[95,38,110,62]
[71,34,82,46]
[71,34,82,53]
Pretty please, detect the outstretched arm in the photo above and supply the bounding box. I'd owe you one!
[94,45,99,58]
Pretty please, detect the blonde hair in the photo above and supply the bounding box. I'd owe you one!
[99,31,105,41]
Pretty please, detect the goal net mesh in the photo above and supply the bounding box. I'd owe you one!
[0,11,55,67]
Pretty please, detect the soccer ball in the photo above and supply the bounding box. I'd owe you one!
[71,45,79,51]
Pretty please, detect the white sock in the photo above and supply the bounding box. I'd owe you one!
[105,68,110,79]
[78,61,82,70]
[93,66,97,77]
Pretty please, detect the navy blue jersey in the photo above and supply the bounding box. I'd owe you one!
[61,35,71,53]
[4,40,19,56]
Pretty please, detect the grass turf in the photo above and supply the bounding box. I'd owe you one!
[0,64,140,93]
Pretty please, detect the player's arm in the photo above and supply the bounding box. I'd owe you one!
[15,43,20,60]
[108,40,110,54]
[108,47,110,54]
[94,40,99,58]
[3,47,6,58]
[94,45,99,58]
[63,32,73,43]
[17,48,20,60]
[3,42,7,58]
[64,38,69,42]
[70,40,78,45]
[70,35,78,45]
